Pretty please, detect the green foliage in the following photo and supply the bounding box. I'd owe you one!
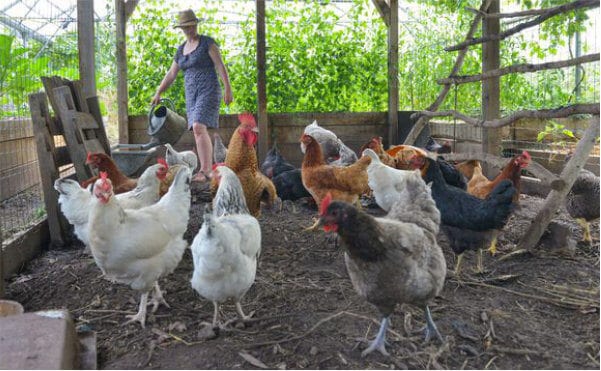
[537,120,576,143]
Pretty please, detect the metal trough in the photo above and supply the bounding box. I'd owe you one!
[110,144,159,177]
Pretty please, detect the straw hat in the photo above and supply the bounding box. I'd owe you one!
[174,9,199,28]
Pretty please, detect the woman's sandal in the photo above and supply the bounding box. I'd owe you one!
[192,170,212,184]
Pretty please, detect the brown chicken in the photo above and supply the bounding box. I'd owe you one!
[466,151,530,255]
[386,144,429,169]
[81,152,137,194]
[455,159,480,181]
[359,136,397,168]
[211,113,277,217]
[300,134,370,206]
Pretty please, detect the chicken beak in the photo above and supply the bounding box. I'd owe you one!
[304,217,323,232]
[252,127,259,133]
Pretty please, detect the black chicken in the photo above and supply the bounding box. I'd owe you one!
[272,169,311,201]
[260,143,295,179]
[426,137,452,154]
[413,157,516,275]
[565,154,599,242]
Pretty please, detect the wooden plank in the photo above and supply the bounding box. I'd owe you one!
[83,138,105,154]
[67,80,90,113]
[0,223,3,296]
[387,0,399,145]
[256,0,268,162]
[53,86,94,182]
[29,92,66,246]
[371,0,390,26]
[0,137,38,170]
[77,0,97,99]
[518,116,600,251]
[2,219,47,278]
[116,0,129,144]
[0,118,33,142]
[482,0,502,155]
[87,96,111,154]
[73,112,100,129]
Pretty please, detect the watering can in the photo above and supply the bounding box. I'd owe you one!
[144,98,187,149]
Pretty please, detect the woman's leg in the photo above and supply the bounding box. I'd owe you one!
[192,122,213,181]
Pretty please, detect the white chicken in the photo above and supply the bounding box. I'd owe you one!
[164,143,198,171]
[54,162,167,247]
[191,165,261,330]
[88,166,192,327]
[362,148,417,212]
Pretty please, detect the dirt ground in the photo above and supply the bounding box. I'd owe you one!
[5,185,600,370]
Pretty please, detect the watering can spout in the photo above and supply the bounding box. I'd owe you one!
[147,98,187,146]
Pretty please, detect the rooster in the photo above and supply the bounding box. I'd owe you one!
[82,152,137,194]
[191,165,261,331]
[260,142,295,179]
[308,183,446,356]
[213,132,228,164]
[88,167,191,327]
[214,113,278,217]
[411,156,515,276]
[54,161,168,247]
[164,143,198,172]
[300,134,370,206]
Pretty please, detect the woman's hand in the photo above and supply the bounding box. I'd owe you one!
[151,93,161,105]
[223,87,233,106]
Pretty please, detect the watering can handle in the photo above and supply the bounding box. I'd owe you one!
[148,98,176,129]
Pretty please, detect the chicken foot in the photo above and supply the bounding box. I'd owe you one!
[454,253,464,277]
[488,230,499,256]
[148,282,170,313]
[423,306,443,343]
[235,301,253,322]
[577,218,592,243]
[123,291,149,328]
[361,316,390,357]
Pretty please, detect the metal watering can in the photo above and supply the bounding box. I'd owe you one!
[145,98,187,149]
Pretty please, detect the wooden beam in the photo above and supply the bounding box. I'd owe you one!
[517,116,600,251]
[466,0,599,19]
[77,0,96,99]
[116,0,129,144]
[482,0,501,155]
[403,0,493,145]
[387,0,399,144]
[438,53,600,85]
[446,0,598,52]
[256,0,268,161]
[411,103,600,128]
[371,0,391,26]
[124,0,139,21]
[0,223,3,297]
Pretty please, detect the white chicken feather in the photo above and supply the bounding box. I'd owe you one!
[191,165,261,329]
[88,166,192,327]
[164,143,198,171]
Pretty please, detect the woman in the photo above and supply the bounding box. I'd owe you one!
[152,9,233,182]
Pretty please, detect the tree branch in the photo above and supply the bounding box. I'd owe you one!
[446,0,599,52]
[371,0,390,27]
[438,53,600,85]
[517,116,600,251]
[403,0,493,145]
[411,104,600,128]
[465,0,595,19]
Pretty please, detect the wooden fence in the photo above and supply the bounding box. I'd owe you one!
[0,118,40,201]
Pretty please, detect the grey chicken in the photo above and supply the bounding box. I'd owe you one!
[301,120,341,162]
[213,132,228,164]
[565,153,600,242]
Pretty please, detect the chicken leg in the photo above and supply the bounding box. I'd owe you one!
[149,282,170,313]
[454,253,464,277]
[235,301,252,322]
[124,291,149,328]
[577,218,592,243]
[488,230,499,255]
[361,316,390,357]
[423,305,443,343]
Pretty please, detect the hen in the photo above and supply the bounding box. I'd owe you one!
[82,152,137,194]
[564,154,600,243]
[411,156,516,276]
[260,142,295,179]
[468,151,530,203]
[426,137,452,154]
[88,167,191,327]
[330,139,358,166]
[301,120,341,162]
[272,169,311,202]
[213,113,278,217]
[54,161,168,247]
[309,183,446,356]
[213,132,228,164]
[164,143,198,172]
[455,159,480,181]
[359,136,397,168]
[191,165,261,330]
[300,133,370,206]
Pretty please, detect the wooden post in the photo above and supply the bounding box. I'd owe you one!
[77,0,96,99]
[0,223,4,297]
[387,0,399,145]
[517,116,600,251]
[116,0,129,144]
[256,0,268,161]
[482,0,501,155]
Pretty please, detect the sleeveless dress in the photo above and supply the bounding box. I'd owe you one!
[174,35,221,129]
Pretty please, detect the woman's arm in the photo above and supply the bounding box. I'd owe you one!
[152,61,180,104]
[208,43,233,105]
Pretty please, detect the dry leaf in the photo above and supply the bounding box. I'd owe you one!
[239,351,268,369]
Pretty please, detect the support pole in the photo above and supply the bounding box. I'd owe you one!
[387,0,399,144]
[482,0,501,155]
[77,0,96,99]
[256,0,268,161]
[116,0,129,144]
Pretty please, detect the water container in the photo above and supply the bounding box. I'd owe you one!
[147,98,187,147]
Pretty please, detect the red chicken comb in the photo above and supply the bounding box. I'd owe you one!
[212,162,226,170]
[100,171,108,180]
[157,157,168,168]
[521,150,531,161]
[238,112,256,127]
[319,193,333,217]
[86,152,93,163]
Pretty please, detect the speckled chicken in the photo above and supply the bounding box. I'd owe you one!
[565,154,600,243]
[309,176,446,356]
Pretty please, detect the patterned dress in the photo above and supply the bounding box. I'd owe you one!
[175,35,221,129]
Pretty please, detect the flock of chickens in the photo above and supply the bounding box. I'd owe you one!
[53,113,599,357]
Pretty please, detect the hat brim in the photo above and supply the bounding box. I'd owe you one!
[174,20,198,28]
